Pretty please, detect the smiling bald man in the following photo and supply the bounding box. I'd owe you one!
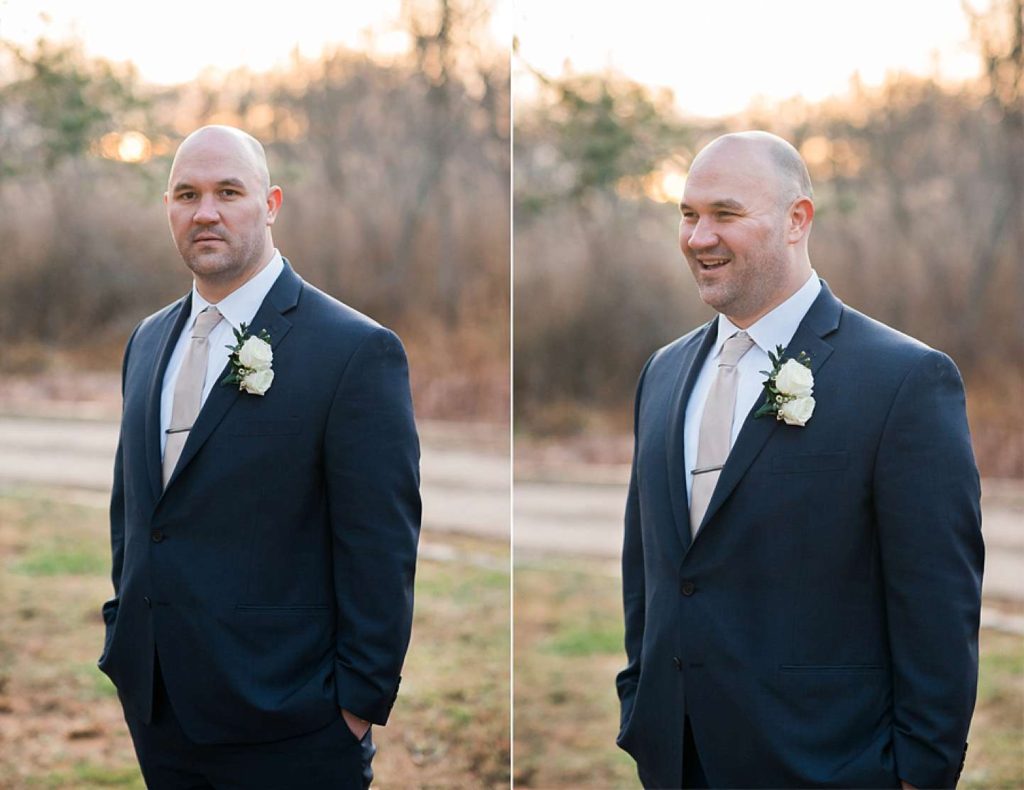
[615,131,983,789]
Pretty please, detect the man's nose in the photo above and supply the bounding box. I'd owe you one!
[193,197,220,224]
[687,218,717,250]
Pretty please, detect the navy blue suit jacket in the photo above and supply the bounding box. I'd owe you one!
[98,260,421,744]
[616,281,983,788]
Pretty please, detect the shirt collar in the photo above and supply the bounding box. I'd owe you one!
[188,250,285,331]
[713,271,822,357]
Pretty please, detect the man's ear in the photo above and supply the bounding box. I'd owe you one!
[266,186,283,226]
[787,196,814,243]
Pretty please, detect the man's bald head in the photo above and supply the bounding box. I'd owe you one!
[690,131,813,209]
[169,125,271,194]
[164,125,282,302]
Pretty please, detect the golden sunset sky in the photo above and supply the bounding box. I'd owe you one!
[1,0,989,117]
[514,0,987,117]
[0,0,512,84]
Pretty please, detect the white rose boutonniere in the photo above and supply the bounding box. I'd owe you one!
[238,335,274,371]
[222,323,274,396]
[777,395,815,426]
[239,366,274,396]
[774,359,814,398]
[754,345,815,426]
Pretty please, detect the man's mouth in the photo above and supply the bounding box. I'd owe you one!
[193,234,224,243]
[697,257,730,270]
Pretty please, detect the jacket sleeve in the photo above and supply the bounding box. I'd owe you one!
[324,325,422,725]
[874,349,984,789]
[616,352,655,732]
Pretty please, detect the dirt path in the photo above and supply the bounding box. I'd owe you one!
[0,415,509,540]
[515,464,1024,611]
[2,413,1017,605]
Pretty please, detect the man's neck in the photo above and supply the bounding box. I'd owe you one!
[195,252,274,304]
[727,264,813,329]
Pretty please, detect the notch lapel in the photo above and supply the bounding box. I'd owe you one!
[665,321,717,552]
[145,295,191,503]
[692,280,843,539]
[161,262,302,494]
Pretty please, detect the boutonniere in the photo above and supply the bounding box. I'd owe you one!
[222,323,274,396]
[754,345,815,426]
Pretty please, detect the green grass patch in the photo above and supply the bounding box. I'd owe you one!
[976,630,1024,707]
[72,763,146,788]
[2,493,110,577]
[30,763,145,789]
[13,543,108,576]
[71,662,119,700]
[981,637,1024,674]
[515,559,638,788]
[416,565,508,602]
[544,623,623,656]
[961,630,1024,789]
[400,552,511,785]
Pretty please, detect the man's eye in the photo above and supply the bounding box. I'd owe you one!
[221,189,239,197]
[681,212,697,221]
[177,192,196,200]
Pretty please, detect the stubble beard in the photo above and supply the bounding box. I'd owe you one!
[693,236,791,323]
[181,232,265,287]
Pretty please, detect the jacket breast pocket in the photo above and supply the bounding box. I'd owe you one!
[227,418,302,437]
[772,451,848,474]
[778,663,885,674]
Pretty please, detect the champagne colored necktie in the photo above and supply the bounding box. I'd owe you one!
[163,307,223,488]
[689,331,755,536]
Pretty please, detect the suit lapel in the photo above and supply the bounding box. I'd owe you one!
[665,321,717,552]
[145,295,191,502]
[692,280,843,539]
[161,261,301,494]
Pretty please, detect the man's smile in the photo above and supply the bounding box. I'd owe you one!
[696,256,731,270]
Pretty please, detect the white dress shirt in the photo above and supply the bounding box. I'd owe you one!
[683,273,822,501]
[159,251,285,455]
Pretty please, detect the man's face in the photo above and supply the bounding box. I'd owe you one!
[165,134,274,285]
[679,146,793,325]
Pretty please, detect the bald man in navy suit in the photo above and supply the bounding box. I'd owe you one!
[98,126,421,789]
[616,132,983,789]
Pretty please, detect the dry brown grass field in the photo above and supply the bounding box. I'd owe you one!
[0,488,509,789]
[513,554,1024,789]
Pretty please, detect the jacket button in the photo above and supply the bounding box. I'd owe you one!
[143,596,152,608]
[672,656,682,670]
[151,529,164,543]
[680,581,696,596]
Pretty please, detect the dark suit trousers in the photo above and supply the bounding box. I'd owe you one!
[124,657,374,790]
[682,716,709,789]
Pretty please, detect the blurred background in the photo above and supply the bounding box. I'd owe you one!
[512,0,1023,787]
[0,0,510,421]
[0,1,510,787]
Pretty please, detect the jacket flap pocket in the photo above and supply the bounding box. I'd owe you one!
[227,418,302,437]
[772,451,848,474]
